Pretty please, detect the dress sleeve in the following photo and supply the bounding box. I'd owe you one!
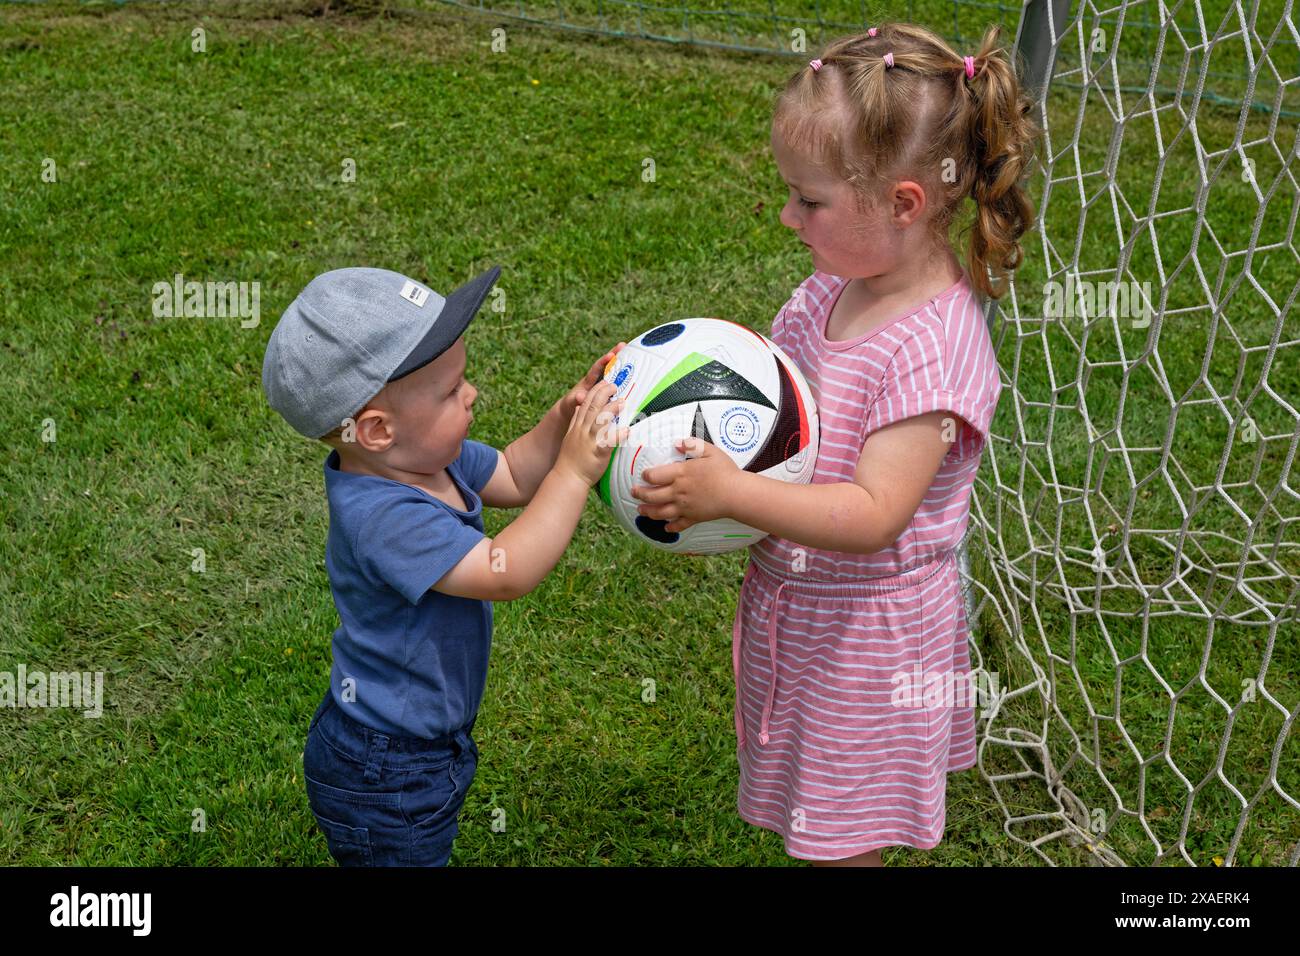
[771,293,794,341]
[863,320,1000,459]
[355,495,486,604]
[771,275,813,342]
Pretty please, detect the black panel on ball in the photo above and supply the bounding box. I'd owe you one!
[745,353,803,474]
[636,516,681,543]
[642,323,686,346]
[640,360,775,418]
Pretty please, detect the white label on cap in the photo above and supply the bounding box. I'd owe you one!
[400,281,430,308]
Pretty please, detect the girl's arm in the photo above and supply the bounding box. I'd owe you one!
[633,410,957,555]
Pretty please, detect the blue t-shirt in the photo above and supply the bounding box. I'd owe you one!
[321,438,501,739]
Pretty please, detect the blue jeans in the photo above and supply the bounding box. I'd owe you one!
[302,690,478,866]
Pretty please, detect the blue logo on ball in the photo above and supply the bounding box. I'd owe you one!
[719,406,760,454]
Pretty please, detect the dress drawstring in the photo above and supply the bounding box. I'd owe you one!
[732,564,751,748]
[758,581,787,746]
[732,560,785,748]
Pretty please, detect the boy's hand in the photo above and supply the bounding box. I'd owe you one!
[555,380,628,486]
[631,437,739,533]
[561,342,627,422]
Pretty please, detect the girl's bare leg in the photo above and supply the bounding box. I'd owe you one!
[811,848,884,867]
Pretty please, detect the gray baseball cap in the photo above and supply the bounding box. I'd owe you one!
[262,264,500,438]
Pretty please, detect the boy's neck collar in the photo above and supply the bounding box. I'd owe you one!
[327,447,457,495]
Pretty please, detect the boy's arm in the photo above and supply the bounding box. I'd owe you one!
[433,463,593,601]
[436,379,625,601]
[478,451,527,509]
[485,345,624,508]
[480,399,570,508]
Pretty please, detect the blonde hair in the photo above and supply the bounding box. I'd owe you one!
[774,22,1042,300]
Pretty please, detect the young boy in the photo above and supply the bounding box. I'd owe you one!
[261,264,627,866]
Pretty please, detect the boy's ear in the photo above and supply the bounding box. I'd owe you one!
[350,406,396,453]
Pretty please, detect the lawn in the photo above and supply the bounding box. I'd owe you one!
[1,0,1295,865]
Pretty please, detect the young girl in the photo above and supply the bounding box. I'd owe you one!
[633,21,1040,865]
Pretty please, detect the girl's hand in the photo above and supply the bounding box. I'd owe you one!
[631,437,739,533]
[562,342,628,422]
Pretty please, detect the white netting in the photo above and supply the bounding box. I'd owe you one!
[959,0,1300,866]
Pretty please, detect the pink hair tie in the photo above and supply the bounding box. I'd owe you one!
[883,52,894,68]
[867,27,878,37]
[809,58,822,72]
[964,55,976,78]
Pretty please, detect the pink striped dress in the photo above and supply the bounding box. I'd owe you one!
[732,266,1002,860]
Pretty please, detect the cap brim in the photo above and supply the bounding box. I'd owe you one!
[388,264,502,381]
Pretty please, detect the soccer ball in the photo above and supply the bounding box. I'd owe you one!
[596,318,819,555]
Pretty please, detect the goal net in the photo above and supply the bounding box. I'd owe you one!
[962,0,1300,866]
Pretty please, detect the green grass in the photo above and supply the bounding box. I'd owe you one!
[1,0,1296,866]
